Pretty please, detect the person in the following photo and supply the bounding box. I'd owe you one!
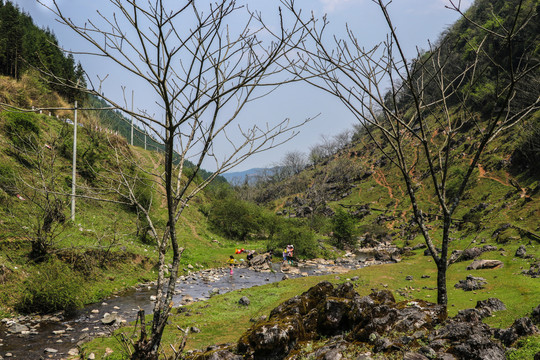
[287,245,294,266]
[228,255,236,275]
[282,248,288,264]
[246,250,254,262]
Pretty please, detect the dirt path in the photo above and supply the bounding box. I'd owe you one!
[370,165,405,223]
[477,163,527,198]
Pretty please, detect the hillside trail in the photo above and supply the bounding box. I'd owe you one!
[181,214,203,241]
[369,164,404,227]
[476,161,527,198]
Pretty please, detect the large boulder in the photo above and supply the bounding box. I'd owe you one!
[454,275,487,291]
[237,282,445,359]
[476,298,506,315]
[429,321,506,360]
[467,259,503,270]
[531,304,540,324]
[449,247,483,263]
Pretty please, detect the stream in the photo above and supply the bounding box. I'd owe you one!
[0,256,373,359]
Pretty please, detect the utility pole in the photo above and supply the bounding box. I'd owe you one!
[131,90,134,146]
[71,100,78,221]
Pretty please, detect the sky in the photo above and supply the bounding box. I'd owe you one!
[11,0,472,172]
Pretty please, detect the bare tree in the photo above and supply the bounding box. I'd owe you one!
[39,0,310,358]
[279,150,307,177]
[0,121,69,261]
[283,0,540,306]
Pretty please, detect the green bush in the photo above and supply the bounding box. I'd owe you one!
[0,163,17,195]
[331,208,357,249]
[208,196,265,241]
[17,259,85,315]
[2,112,40,149]
[267,220,318,259]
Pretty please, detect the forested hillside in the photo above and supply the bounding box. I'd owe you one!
[0,0,84,101]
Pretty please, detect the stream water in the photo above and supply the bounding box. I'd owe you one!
[0,259,368,359]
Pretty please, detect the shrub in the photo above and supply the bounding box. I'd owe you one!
[267,220,318,259]
[0,163,17,195]
[331,208,357,249]
[208,196,264,241]
[2,112,40,149]
[17,259,85,315]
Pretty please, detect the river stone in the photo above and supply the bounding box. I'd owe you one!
[7,323,28,334]
[181,295,194,305]
[467,259,503,270]
[102,313,123,325]
[210,288,220,295]
[44,348,58,353]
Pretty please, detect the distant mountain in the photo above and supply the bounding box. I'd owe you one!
[223,167,277,185]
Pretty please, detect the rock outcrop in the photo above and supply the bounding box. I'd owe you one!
[186,282,537,360]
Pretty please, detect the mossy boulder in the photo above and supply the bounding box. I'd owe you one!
[237,281,445,359]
